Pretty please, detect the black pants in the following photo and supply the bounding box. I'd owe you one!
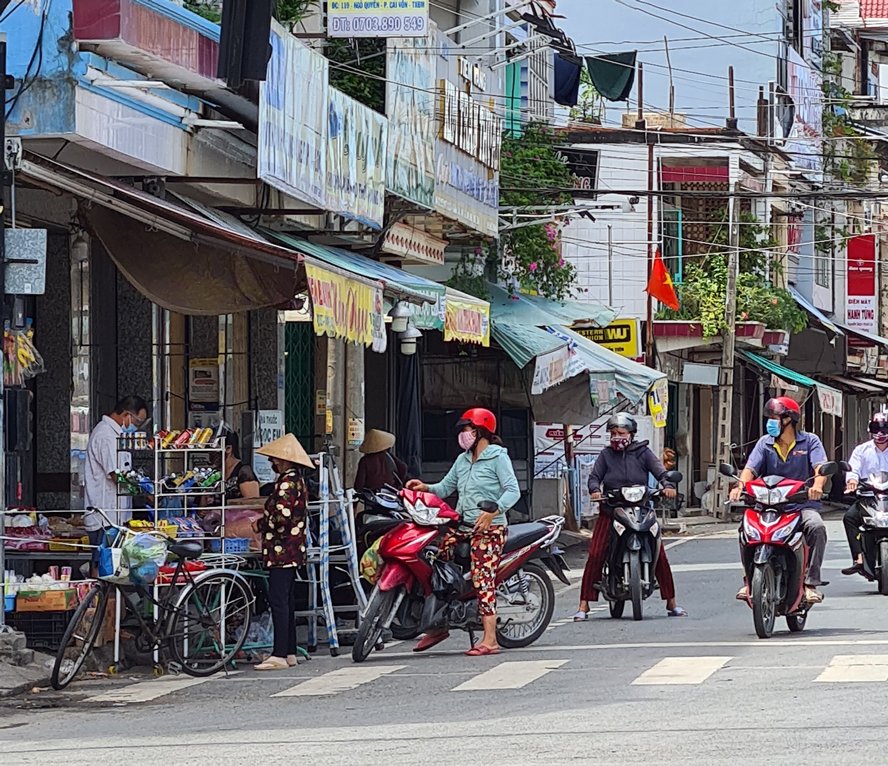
[844,503,865,559]
[268,567,299,658]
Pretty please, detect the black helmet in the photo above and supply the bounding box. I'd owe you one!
[869,412,888,433]
[606,413,638,434]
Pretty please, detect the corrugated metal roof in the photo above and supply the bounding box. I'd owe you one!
[861,0,888,19]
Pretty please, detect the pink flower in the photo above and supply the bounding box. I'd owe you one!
[544,224,557,243]
[770,297,779,306]
[740,311,749,320]
[559,258,565,267]
[529,262,538,272]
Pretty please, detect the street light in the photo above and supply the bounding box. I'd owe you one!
[399,323,422,356]
[389,301,411,334]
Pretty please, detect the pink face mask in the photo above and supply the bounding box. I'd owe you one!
[458,430,477,451]
[610,436,632,451]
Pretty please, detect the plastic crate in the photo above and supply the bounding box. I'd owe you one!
[208,537,250,554]
[48,536,89,552]
[7,610,74,651]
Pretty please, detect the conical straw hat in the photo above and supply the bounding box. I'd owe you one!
[256,433,314,468]
[359,429,396,454]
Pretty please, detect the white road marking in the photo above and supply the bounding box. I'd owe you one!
[814,654,888,683]
[631,656,731,685]
[272,664,405,697]
[451,660,568,691]
[85,674,220,704]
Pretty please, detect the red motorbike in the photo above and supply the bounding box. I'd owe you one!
[352,489,569,662]
[720,461,836,639]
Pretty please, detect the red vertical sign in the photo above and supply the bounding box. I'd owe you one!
[847,234,877,334]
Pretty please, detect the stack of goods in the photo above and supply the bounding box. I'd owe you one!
[115,468,155,496]
[46,515,90,553]
[160,466,221,494]
[155,428,219,450]
[3,510,51,551]
[3,320,45,386]
[6,571,81,651]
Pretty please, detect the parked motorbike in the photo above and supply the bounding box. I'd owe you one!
[848,470,888,594]
[720,461,837,639]
[355,487,410,554]
[351,489,569,662]
[598,471,682,621]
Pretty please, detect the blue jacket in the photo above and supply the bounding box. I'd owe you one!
[427,444,520,526]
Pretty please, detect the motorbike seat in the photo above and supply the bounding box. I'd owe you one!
[169,540,204,561]
[503,522,550,555]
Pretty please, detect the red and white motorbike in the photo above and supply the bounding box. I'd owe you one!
[352,489,569,662]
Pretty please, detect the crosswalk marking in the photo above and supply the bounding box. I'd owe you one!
[85,674,216,704]
[451,660,567,691]
[272,664,405,697]
[631,656,731,686]
[815,655,888,683]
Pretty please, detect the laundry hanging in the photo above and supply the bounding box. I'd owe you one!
[553,52,583,107]
[585,51,637,102]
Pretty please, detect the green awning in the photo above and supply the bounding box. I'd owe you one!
[739,350,817,389]
[491,323,568,369]
[487,283,617,328]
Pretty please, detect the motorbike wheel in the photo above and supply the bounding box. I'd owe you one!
[879,541,888,596]
[608,599,625,619]
[496,562,555,649]
[786,611,807,632]
[629,553,644,622]
[352,587,399,663]
[751,564,777,639]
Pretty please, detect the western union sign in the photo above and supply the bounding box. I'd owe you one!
[576,319,641,359]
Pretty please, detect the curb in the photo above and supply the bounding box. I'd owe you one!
[0,673,50,699]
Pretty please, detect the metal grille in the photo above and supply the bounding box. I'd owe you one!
[285,323,315,444]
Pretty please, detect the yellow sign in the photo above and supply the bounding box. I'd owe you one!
[648,378,669,429]
[577,319,640,359]
[305,264,378,346]
[444,297,491,347]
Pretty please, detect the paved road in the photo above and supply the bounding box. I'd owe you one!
[3,519,888,765]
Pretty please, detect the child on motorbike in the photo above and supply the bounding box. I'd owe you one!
[406,408,520,656]
[574,413,687,620]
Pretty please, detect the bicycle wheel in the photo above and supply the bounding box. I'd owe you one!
[51,583,110,690]
[166,572,253,676]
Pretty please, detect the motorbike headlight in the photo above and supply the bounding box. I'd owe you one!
[743,517,762,541]
[613,521,626,536]
[771,523,795,542]
[622,486,646,504]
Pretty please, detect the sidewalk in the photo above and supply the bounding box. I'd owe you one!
[0,646,51,698]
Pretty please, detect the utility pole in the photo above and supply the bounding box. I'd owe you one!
[637,62,657,369]
[712,68,740,520]
[0,34,10,631]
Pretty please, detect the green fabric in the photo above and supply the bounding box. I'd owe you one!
[487,284,616,328]
[505,61,523,138]
[739,350,816,388]
[585,52,637,102]
[426,444,520,526]
[491,322,567,369]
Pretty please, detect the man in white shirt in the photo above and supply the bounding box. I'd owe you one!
[842,412,888,576]
[84,396,149,571]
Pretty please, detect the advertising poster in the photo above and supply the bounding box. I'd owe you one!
[253,410,285,485]
[847,234,877,334]
[328,0,428,38]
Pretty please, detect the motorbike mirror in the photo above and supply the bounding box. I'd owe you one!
[838,460,852,473]
[478,500,498,514]
[663,470,683,484]
[718,463,738,478]
[818,461,838,478]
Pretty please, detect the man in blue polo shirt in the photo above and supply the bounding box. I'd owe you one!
[729,396,829,603]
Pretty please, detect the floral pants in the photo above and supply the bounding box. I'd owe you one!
[439,525,506,617]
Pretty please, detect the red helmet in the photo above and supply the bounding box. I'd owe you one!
[457,408,497,433]
[765,396,801,424]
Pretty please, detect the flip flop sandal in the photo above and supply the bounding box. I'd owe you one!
[413,632,450,652]
[667,606,688,617]
[254,658,291,671]
[465,645,500,656]
[572,611,589,622]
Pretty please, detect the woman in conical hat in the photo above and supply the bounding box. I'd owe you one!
[354,429,408,493]
[252,434,314,671]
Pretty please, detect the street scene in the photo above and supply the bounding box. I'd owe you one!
[2,0,888,763]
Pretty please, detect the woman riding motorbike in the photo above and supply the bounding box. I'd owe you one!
[574,413,687,620]
[406,408,520,656]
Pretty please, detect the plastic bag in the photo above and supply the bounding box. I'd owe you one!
[121,533,168,584]
[244,611,274,659]
[359,538,384,584]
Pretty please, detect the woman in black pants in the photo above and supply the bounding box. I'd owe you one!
[252,434,314,671]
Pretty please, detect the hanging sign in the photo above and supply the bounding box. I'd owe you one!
[253,410,285,485]
[847,234,877,335]
[648,378,669,428]
[444,296,491,347]
[817,385,843,417]
[347,417,365,448]
[532,345,573,395]
[189,358,220,409]
[305,263,380,347]
[576,319,640,359]
[328,0,428,38]
[371,285,387,353]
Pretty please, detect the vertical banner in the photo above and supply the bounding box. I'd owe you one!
[327,88,388,229]
[259,21,329,207]
[253,410,285,484]
[386,33,437,208]
[847,234,877,334]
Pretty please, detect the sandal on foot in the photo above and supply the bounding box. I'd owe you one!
[413,632,450,652]
[465,645,500,656]
[254,657,290,671]
[572,610,589,622]
[667,606,688,617]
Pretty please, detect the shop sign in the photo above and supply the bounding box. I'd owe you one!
[439,79,501,171]
[259,22,329,208]
[305,263,381,347]
[328,0,428,38]
[558,148,600,200]
[327,89,387,229]
[648,378,669,428]
[532,345,572,395]
[576,319,640,359]
[444,296,491,347]
[786,48,823,175]
[847,234,877,335]
[434,142,500,238]
[315,390,326,416]
[817,385,843,418]
[253,410,285,485]
[386,33,437,208]
[381,222,446,265]
[347,417,365,448]
[189,358,219,409]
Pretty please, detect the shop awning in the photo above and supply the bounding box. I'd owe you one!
[836,322,888,349]
[492,323,569,370]
[487,283,617,328]
[19,155,302,316]
[825,375,886,395]
[739,350,844,416]
[789,286,844,336]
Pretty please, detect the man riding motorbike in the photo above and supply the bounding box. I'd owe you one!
[574,413,687,620]
[406,407,520,656]
[841,412,888,577]
[730,397,829,604]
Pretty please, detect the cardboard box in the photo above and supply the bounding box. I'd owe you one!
[15,588,79,612]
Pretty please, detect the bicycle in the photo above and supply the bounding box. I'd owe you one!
[50,509,254,690]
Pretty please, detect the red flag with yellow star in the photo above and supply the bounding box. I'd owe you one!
[646,248,679,311]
